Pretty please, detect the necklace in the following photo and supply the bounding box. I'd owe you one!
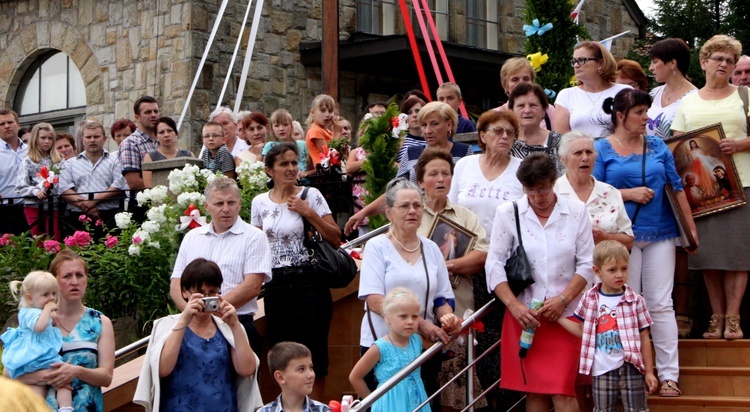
[56,307,85,334]
[389,232,420,253]
[584,89,604,108]
[612,135,642,150]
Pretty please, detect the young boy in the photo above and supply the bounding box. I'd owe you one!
[436,82,476,133]
[258,342,331,412]
[558,240,658,412]
[201,121,236,179]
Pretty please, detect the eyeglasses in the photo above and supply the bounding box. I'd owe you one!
[487,127,517,138]
[707,55,736,65]
[524,186,553,196]
[394,202,423,212]
[202,134,224,140]
[569,57,598,67]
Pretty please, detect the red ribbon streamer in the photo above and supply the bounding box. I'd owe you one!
[398,0,432,101]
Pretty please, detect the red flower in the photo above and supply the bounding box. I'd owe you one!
[64,231,92,248]
[43,240,61,253]
[0,233,11,246]
[104,234,119,248]
[391,117,399,128]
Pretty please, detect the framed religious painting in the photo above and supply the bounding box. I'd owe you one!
[427,215,477,262]
[664,123,746,218]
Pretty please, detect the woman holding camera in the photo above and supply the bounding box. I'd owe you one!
[134,258,261,411]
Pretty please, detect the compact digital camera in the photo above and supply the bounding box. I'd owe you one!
[202,297,220,312]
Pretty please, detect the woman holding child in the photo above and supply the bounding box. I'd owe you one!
[485,153,595,411]
[134,258,262,411]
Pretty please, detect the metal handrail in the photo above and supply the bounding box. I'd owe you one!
[341,224,390,250]
[115,336,150,360]
[349,297,498,412]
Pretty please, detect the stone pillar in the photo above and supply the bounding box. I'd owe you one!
[141,158,204,190]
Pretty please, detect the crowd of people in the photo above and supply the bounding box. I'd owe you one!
[1,33,750,412]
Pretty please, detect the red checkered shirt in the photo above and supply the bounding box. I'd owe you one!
[574,283,653,375]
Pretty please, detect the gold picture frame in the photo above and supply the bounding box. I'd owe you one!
[427,215,477,261]
[665,123,746,218]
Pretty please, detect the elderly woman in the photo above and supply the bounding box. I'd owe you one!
[496,57,555,129]
[15,249,115,411]
[596,88,697,397]
[358,178,459,386]
[672,34,749,341]
[449,110,524,237]
[235,112,268,165]
[142,117,194,187]
[251,142,340,397]
[508,82,564,175]
[555,131,634,249]
[486,153,594,411]
[134,258,261,411]
[648,38,698,139]
[616,59,649,92]
[555,41,632,137]
[396,101,473,183]
[110,118,136,147]
[414,148,489,410]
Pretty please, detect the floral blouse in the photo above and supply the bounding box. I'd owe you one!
[555,174,633,237]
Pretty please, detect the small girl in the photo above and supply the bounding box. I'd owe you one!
[264,109,311,179]
[15,122,62,239]
[305,94,336,169]
[1,271,73,412]
[349,287,459,412]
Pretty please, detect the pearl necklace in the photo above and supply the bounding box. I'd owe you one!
[389,232,420,253]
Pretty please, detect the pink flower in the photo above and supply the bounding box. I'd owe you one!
[133,236,143,244]
[64,230,92,248]
[43,240,61,253]
[95,219,103,227]
[104,234,119,248]
[0,233,11,246]
[78,215,92,223]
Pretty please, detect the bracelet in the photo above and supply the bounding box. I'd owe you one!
[560,294,569,308]
[172,325,188,331]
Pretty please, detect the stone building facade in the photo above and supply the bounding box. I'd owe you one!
[0,0,644,153]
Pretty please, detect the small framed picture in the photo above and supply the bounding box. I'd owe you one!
[427,215,477,261]
[665,123,746,218]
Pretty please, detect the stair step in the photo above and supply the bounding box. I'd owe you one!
[679,339,750,367]
[678,367,750,397]
[648,395,750,411]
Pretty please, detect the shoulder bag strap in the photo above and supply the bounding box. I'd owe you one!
[739,86,749,133]
[299,187,314,234]
[545,131,554,155]
[513,201,523,247]
[630,136,648,225]
[544,112,552,131]
[420,241,430,320]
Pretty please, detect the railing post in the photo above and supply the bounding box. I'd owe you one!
[467,326,475,412]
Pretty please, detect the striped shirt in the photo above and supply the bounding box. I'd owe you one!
[118,128,158,173]
[172,217,272,316]
[0,139,27,201]
[58,152,128,211]
[201,145,235,173]
[574,283,653,375]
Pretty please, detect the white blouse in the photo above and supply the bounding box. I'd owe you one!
[555,174,633,237]
[485,194,595,317]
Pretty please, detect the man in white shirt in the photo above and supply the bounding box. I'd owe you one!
[170,177,271,352]
[0,109,29,234]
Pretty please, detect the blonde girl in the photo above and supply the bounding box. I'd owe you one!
[305,94,336,168]
[1,271,73,412]
[349,287,459,412]
[15,122,62,239]
[292,121,306,141]
[264,109,311,179]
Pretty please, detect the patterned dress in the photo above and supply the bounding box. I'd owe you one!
[46,308,104,412]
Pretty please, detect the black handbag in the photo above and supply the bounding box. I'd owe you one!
[300,187,357,288]
[505,201,535,296]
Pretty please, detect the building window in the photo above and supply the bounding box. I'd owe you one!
[356,0,448,41]
[15,51,87,129]
[466,0,498,50]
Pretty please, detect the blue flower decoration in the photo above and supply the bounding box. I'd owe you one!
[545,89,557,99]
[523,19,553,37]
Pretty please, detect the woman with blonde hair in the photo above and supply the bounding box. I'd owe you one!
[555,41,632,137]
[496,57,555,129]
[263,109,310,178]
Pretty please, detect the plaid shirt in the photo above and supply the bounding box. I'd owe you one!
[574,283,653,375]
[118,128,158,173]
[257,395,331,412]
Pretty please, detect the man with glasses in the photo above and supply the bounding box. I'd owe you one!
[200,121,236,179]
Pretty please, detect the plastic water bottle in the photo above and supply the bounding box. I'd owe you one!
[518,299,544,358]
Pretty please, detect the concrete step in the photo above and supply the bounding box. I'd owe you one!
[678,366,750,397]
[679,339,750,367]
[648,395,750,411]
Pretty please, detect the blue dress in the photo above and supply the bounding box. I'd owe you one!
[46,308,105,412]
[0,307,63,378]
[372,334,430,412]
[160,326,238,412]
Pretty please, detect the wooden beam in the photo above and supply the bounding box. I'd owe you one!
[322,0,339,100]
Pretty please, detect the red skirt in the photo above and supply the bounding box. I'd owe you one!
[500,310,581,396]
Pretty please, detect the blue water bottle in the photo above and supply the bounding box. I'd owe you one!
[519,299,543,358]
